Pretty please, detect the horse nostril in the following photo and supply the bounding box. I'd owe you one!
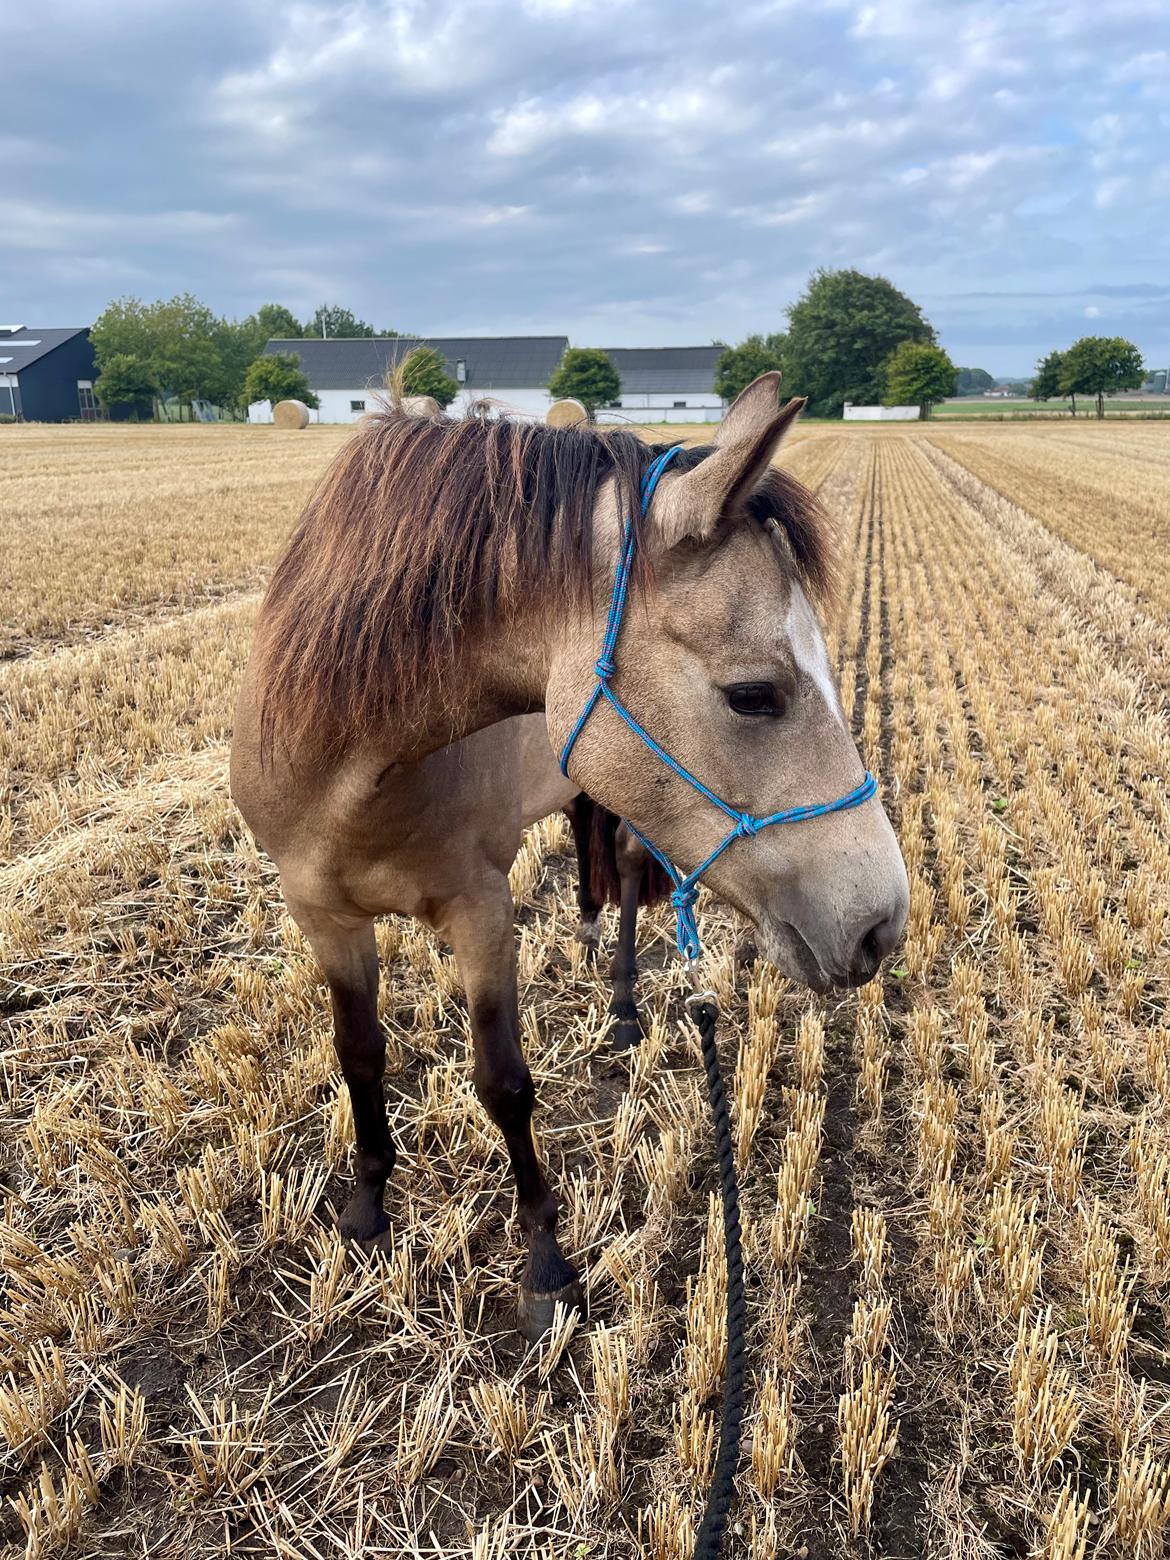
[851,913,901,984]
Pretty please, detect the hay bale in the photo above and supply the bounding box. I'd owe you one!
[272,399,311,429]
[401,395,441,417]
[546,398,588,428]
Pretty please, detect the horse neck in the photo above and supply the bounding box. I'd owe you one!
[391,602,556,761]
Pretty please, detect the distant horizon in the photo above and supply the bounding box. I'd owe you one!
[13,320,1167,389]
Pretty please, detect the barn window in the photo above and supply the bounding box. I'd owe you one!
[350,399,366,412]
[673,400,686,408]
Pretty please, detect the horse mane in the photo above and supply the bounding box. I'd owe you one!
[254,408,833,760]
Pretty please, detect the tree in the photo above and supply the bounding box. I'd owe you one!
[1060,336,1145,419]
[91,293,225,410]
[306,304,375,339]
[254,303,302,340]
[242,353,319,410]
[1031,350,1066,407]
[784,268,936,417]
[956,366,995,395]
[881,341,957,419]
[714,334,784,402]
[399,346,458,408]
[547,347,621,419]
[94,353,157,418]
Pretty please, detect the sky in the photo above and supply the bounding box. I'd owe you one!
[3,0,1167,377]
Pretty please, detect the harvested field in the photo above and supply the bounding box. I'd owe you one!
[2,419,1169,1559]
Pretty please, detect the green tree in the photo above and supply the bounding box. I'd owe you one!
[1031,350,1066,407]
[254,303,302,340]
[784,268,936,417]
[242,353,320,410]
[90,297,157,368]
[91,293,225,411]
[881,341,957,419]
[1060,336,1145,419]
[399,346,458,408]
[94,353,157,418]
[547,347,622,418]
[714,333,784,402]
[306,304,375,339]
[956,366,995,395]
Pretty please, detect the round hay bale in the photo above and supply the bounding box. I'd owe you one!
[272,399,311,429]
[401,394,441,417]
[546,397,588,427]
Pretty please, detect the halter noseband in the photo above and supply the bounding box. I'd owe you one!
[559,444,877,961]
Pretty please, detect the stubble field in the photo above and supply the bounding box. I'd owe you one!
[2,417,1169,1559]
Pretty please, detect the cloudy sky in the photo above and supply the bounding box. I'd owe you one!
[3,0,1166,375]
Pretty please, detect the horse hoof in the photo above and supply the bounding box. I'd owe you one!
[516,1277,585,1344]
[611,1018,642,1051]
[351,1225,395,1258]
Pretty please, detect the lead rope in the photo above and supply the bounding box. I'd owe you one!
[556,445,877,1553]
[687,994,747,1560]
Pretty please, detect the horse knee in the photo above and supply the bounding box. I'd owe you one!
[475,1063,534,1126]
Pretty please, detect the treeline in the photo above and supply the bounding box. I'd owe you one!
[712,269,957,420]
[90,297,395,417]
[714,269,1148,419]
[1031,338,1145,417]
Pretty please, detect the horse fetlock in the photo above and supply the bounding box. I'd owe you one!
[574,915,602,952]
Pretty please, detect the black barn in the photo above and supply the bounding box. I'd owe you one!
[0,326,97,421]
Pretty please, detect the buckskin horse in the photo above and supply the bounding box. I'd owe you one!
[230,374,909,1340]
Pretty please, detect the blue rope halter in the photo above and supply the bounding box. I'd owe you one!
[559,444,878,962]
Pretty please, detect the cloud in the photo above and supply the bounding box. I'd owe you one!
[0,0,1165,373]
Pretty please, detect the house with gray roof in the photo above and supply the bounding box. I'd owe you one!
[249,335,569,423]
[0,326,96,421]
[599,345,727,424]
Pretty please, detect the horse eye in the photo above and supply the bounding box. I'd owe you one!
[725,682,781,717]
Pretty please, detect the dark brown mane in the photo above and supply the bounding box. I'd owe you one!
[254,409,832,759]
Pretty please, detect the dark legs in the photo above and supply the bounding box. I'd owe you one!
[609,822,646,1051]
[440,878,581,1342]
[288,903,395,1244]
[564,795,602,955]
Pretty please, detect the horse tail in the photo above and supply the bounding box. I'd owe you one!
[587,803,671,909]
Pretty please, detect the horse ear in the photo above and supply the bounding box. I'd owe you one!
[651,374,805,547]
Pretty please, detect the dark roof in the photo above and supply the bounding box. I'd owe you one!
[0,326,90,373]
[603,345,725,395]
[263,335,569,391]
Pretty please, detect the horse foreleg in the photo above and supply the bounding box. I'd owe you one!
[440,879,583,1343]
[609,822,646,1051]
[287,900,395,1245]
[564,794,601,955]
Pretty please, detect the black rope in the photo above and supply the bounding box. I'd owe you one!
[689,998,747,1560]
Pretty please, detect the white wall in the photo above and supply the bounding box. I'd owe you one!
[248,386,555,424]
[842,403,920,421]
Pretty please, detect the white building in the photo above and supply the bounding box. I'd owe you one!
[598,346,727,424]
[248,335,569,424]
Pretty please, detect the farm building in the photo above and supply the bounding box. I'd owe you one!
[599,345,726,424]
[248,336,569,423]
[0,326,96,421]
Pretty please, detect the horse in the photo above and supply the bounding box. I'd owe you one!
[229,373,909,1341]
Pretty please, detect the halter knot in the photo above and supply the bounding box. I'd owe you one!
[735,813,760,838]
[670,883,701,962]
[594,653,616,681]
